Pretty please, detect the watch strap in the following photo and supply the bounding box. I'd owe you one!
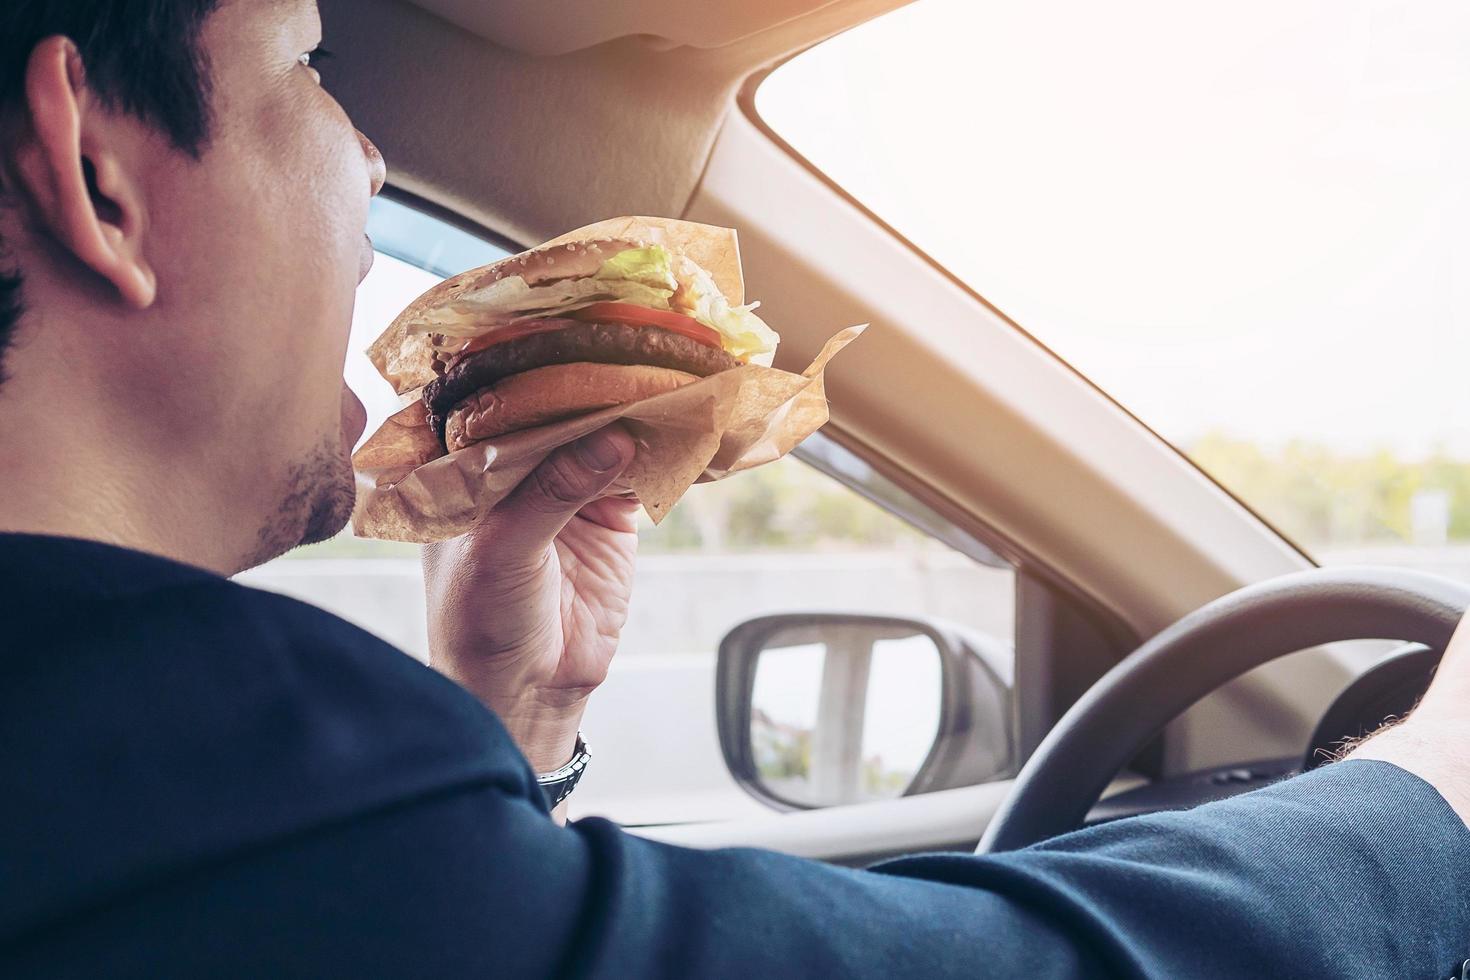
[536,733,590,811]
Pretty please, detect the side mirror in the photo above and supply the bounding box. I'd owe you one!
[716,613,1013,810]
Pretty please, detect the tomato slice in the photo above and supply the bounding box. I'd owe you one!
[568,302,725,351]
[455,317,582,356]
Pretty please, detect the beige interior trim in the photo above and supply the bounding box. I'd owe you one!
[640,780,1016,860]
[324,0,737,247]
[409,0,848,56]
[637,775,1146,860]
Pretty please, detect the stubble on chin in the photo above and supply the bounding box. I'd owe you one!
[238,436,357,572]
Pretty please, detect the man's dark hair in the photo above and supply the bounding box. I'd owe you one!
[0,0,221,385]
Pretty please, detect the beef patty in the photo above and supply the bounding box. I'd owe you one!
[422,321,740,442]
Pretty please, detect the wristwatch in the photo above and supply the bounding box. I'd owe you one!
[536,732,590,811]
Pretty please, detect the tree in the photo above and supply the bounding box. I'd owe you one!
[1187,432,1470,551]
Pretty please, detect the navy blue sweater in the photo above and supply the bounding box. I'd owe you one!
[2,534,1467,978]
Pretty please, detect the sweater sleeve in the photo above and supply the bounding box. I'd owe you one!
[542,759,1470,978]
[872,759,1470,977]
[19,760,1468,978]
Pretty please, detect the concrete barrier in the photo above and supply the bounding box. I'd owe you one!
[237,550,1017,663]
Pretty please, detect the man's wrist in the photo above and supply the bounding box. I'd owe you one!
[495,695,589,774]
[429,653,590,772]
[1345,720,1470,827]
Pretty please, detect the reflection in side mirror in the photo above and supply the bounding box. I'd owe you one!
[750,626,942,807]
[717,614,1013,811]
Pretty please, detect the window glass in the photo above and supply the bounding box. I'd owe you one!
[582,449,1015,824]
[239,197,1016,826]
[757,1,1470,579]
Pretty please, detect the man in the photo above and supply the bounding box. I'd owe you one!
[0,2,1467,977]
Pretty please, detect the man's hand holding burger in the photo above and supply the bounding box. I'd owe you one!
[392,225,784,820]
[423,424,638,817]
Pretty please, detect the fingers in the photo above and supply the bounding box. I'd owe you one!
[575,495,643,534]
[480,424,637,553]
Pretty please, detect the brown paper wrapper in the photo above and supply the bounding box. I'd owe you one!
[350,214,863,544]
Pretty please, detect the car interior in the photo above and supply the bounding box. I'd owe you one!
[290,0,1470,867]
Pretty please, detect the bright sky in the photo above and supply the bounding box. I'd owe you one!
[759,0,1470,459]
[345,253,439,450]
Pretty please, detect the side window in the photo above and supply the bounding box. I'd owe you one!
[239,196,1018,827]
[578,443,1016,824]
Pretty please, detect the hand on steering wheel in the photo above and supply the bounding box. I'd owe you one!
[979,567,1470,854]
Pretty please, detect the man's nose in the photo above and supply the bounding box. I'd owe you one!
[359,130,386,198]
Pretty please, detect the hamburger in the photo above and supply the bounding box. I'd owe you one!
[401,237,781,453]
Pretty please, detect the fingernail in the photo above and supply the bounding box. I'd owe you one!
[577,432,624,472]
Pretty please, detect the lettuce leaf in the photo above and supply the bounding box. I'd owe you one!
[671,259,781,361]
[595,246,679,292]
[408,275,676,337]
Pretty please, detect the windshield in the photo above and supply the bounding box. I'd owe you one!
[758,1,1470,577]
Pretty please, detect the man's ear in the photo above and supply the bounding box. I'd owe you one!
[12,36,157,310]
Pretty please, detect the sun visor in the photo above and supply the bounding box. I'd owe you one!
[407,0,846,56]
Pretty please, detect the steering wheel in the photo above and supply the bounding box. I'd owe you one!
[977,566,1470,854]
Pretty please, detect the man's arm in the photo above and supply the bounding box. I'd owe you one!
[876,759,1470,977]
[413,427,1470,975]
[19,551,1466,977]
[32,751,1463,978]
